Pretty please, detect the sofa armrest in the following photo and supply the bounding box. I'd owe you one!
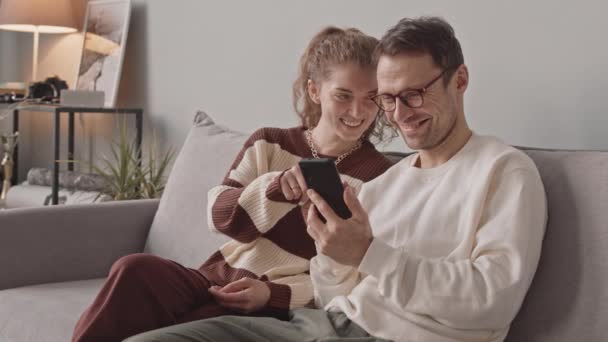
[0,199,159,290]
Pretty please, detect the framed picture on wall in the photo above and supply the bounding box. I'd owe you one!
[75,0,131,107]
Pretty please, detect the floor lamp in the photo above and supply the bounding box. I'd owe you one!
[0,0,78,81]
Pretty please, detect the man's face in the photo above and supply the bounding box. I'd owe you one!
[376,53,462,151]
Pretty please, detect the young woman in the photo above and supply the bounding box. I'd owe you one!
[73,26,395,342]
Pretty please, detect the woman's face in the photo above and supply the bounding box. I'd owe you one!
[308,63,378,145]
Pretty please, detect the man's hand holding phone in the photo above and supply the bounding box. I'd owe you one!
[298,159,352,221]
[306,184,373,267]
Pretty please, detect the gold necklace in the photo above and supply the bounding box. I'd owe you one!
[305,128,362,165]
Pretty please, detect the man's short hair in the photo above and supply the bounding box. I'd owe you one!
[376,17,464,85]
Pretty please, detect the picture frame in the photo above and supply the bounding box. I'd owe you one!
[75,0,131,107]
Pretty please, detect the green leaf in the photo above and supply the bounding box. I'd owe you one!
[63,117,174,201]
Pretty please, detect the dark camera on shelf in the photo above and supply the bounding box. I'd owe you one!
[0,92,23,103]
[27,76,69,102]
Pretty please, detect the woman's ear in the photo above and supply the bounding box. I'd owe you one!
[307,79,321,104]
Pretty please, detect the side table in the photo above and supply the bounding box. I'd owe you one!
[11,105,143,205]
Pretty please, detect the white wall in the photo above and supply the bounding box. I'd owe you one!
[129,0,608,152]
[0,30,20,135]
[0,30,21,157]
[0,31,19,82]
[1,0,607,179]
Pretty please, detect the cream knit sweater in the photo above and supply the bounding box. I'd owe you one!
[311,134,547,342]
[201,126,392,317]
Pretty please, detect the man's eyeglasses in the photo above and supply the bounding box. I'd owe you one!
[371,70,447,112]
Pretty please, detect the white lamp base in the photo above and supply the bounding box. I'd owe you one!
[32,28,39,81]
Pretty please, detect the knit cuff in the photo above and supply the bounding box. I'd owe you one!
[262,281,291,320]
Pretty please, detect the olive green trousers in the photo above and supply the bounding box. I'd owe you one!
[124,308,392,342]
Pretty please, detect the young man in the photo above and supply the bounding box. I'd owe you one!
[125,17,547,342]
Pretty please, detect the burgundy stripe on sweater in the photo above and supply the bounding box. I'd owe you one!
[262,207,316,260]
[211,188,260,243]
[198,251,293,317]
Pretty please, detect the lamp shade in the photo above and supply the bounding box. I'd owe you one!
[0,0,77,34]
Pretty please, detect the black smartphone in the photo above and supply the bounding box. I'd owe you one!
[298,158,352,221]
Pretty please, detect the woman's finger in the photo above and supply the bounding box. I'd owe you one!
[209,287,247,304]
[292,166,308,192]
[280,173,296,200]
[285,172,302,198]
[218,278,251,293]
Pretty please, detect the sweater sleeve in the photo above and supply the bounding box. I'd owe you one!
[358,168,547,330]
[263,273,314,318]
[310,252,361,309]
[207,129,299,243]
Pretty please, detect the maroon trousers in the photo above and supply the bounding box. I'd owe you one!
[72,253,237,342]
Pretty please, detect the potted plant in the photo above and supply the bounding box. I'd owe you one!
[84,122,174,201]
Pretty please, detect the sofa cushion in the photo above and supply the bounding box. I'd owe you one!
[0,279,105,342]
[506,150,608,341]
[145,111,248,267]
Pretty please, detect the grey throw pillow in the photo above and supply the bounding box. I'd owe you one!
[144,111,249,267]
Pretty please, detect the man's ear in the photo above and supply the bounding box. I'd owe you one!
[307,79,321,104]
[453,64,469,94]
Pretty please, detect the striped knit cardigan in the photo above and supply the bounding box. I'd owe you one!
[198,126,393,317]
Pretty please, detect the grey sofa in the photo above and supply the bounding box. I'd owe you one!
[0,111,606,342]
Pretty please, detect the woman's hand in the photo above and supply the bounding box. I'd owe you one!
[208,278,271,313]
[279,165,309,203]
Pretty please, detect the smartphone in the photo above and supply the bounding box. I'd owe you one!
[298,158,352,221]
